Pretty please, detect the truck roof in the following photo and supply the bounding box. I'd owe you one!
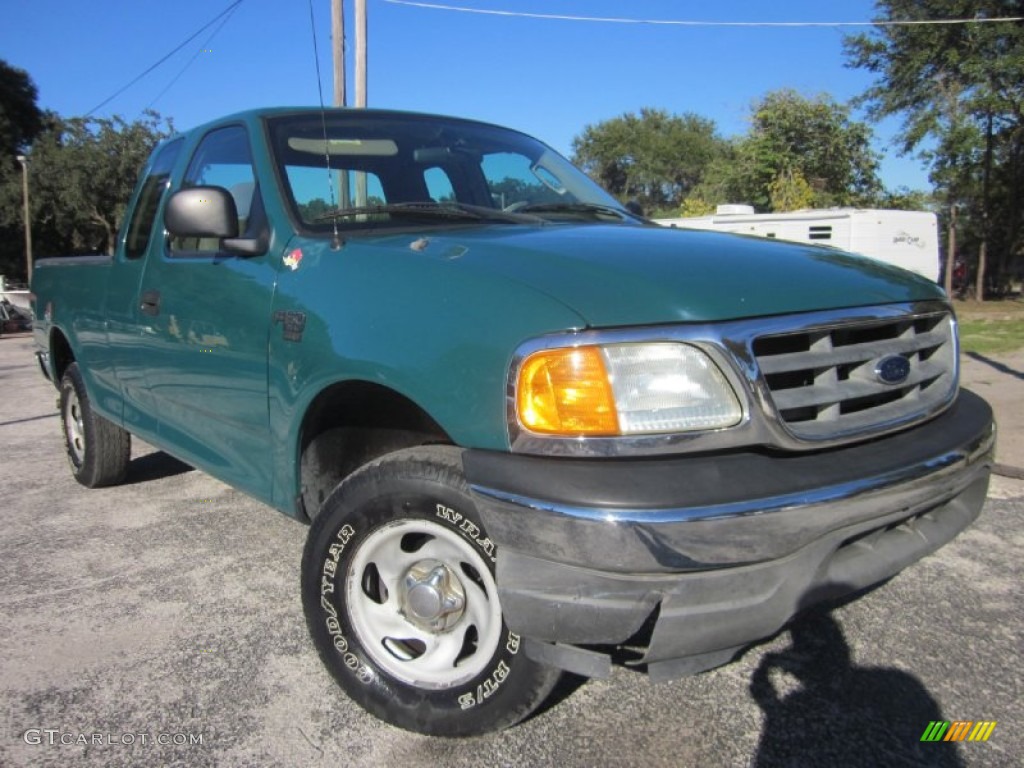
[164,106,518,142]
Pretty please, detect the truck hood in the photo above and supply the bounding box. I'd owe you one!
[373,224,945,327]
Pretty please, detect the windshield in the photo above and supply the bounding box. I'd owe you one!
[266,111,628,232]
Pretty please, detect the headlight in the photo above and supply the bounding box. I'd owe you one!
[515,342,742,436]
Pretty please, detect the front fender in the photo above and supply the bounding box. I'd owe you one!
[265,235,586,514]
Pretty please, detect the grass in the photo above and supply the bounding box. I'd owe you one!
[955,298,1024,355]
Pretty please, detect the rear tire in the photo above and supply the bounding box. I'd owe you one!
[301,446,560,736]
[59,363,131,488]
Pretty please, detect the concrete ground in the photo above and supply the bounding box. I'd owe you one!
[960,348,1024,478]
[0,332,1020,767]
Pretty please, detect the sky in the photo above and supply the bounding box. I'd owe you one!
[2,0,934,191]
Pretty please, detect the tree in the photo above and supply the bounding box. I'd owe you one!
[876,186,937,212]
[571,108,728,214]
[730,89,882,211]
[0,60,45,280]
[0,60,43,156]
[678,196,717,217]
[768,168,816,212]
[844,1,1024,298]
[12,111,174,258]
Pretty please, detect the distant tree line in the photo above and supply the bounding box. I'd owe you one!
[572,92,889,219]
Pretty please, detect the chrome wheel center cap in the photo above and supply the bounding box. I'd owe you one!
[402,559,466,632]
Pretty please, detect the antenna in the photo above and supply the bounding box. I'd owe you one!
[308,0,343,250]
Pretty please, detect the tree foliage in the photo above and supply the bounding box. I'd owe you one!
[731,90,882,210]
[0,59,44,156]
[844,1,1024,296]
[571,108,728,214]
[678,196,717,218]
[768,168,816,212]
[0,60,46,281]
[0,110,174,272]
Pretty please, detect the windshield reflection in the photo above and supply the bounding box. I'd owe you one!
[267,111,626,231]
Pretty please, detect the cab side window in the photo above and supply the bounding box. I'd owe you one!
[124,138,184,259]
[169,125,257,255]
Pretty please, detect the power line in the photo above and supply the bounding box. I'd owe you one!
[382,1,1023,28]
[145,3,243,111]
[86,0,245,116]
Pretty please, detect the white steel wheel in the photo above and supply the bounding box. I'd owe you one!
[346,518,503,689]
[63,387,87,466]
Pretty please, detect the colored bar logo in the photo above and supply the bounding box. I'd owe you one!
[921,721,997,742]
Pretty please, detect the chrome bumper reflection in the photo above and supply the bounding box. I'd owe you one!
[470,425,995,573]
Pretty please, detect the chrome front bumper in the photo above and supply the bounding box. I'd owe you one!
[463,389,995,679]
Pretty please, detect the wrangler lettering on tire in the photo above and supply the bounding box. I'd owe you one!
[301,446,560,736]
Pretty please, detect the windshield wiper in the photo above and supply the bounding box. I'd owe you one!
[514,202,637,221]
[449,202,546,224]
[315,202,485,222]
[314,201,542,224]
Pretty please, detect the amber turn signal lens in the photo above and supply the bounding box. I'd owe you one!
[516,347,620,435]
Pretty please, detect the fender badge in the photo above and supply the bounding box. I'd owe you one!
[875,355,911,385]
[273,310,307,342]
[284,248,303,271]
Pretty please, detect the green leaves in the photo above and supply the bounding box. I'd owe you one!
[570,108,728,214]
[845,1,1024,296]
[735,90,882,210]
[0,60,43,157]
[4,110,173,266]
[570,92,881,218]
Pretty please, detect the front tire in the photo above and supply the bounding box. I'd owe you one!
[59,363,131,488]
[301,446,560,736]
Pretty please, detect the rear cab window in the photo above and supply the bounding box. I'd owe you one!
[123,138,184,259]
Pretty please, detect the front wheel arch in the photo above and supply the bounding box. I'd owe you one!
[49,327,75,384]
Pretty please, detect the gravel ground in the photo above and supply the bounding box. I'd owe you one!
[0,333,1020,767]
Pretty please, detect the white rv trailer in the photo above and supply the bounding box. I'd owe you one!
[656,206,940,282]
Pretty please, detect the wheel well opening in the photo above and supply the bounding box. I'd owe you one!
[50,330,74,382]
[299,382,452,520]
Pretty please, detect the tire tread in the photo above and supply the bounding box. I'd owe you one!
[61,363,131,488]
[302,445,561,736]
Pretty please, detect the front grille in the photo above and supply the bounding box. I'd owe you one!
[752,311,956,440]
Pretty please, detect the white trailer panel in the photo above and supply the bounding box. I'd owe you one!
[657,208,940,282]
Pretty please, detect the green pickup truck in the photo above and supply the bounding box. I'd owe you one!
[31,107,995,736]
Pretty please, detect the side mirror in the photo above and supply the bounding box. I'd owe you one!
[165,186,239,239]
[164,186,266,256]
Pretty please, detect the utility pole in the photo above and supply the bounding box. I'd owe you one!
[16,155,32,284]
[330,0,349,207]
[331,0,345,107]
[355,0,367,107]
[354,0,368,205]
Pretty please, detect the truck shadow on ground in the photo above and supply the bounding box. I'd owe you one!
[748,603,964,767]
[966,350,1024,380]
[124,450,194,484]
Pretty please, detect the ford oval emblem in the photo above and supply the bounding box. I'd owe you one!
[875,355,911,385]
